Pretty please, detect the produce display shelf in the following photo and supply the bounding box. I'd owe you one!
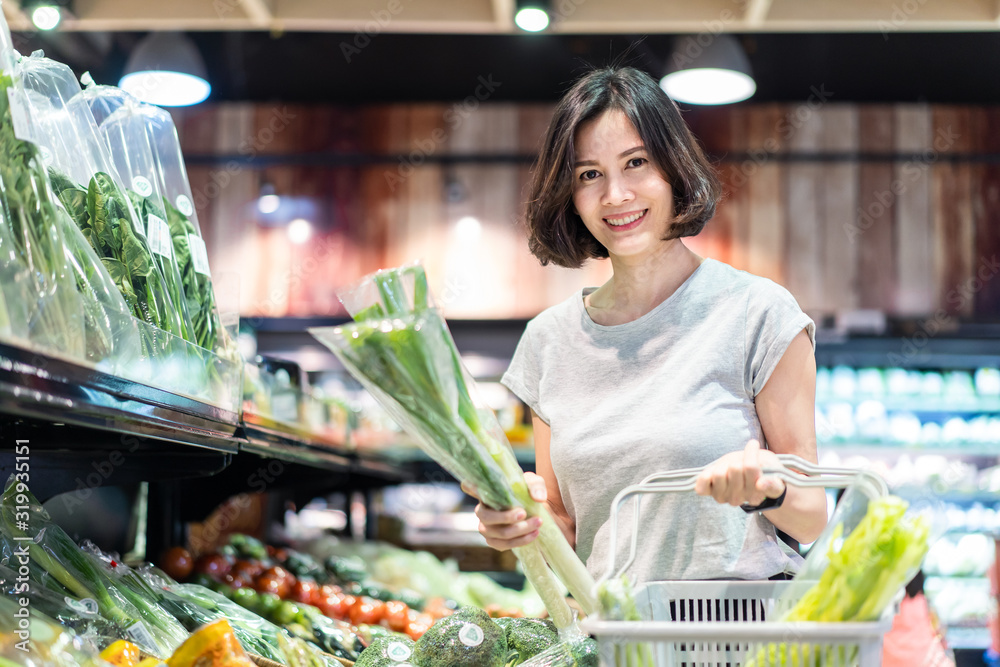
[0,341,240,453]
[944,625,992,650]
[239,415,409,483]
[816,396,1000,414]
[819,443,1000,459]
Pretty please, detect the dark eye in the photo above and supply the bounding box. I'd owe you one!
[579,169,600,181]
[627,157,647,168]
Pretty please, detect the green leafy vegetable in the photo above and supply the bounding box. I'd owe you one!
[162,196,223,352]
[311,264,598,629]
[0,72,83,357]
[0,478,187,658]
[745,495,931,667]
[49,166,187,357]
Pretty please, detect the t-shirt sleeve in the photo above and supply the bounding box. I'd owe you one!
[501,322,547,423]
[744,280,816,397]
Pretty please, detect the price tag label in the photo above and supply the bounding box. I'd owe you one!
[176,194,194,216]
[386,643,412,661]
[459,623,484,647]
[125,621,158,651]
[148,214,172,259]
[132,175,153,197]
[189,234,211,277]
[7,88,34,143]
[64,597,99,617]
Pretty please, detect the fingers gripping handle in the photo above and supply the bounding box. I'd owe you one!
[598,454,888,586]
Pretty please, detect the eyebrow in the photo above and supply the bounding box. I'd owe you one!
[574,145,646,168]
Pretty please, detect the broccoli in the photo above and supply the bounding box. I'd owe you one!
[355,634,416,667]
[500,618,559,664]
[413,606,507,667]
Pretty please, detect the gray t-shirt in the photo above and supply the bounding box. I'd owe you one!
[501,259,816,583]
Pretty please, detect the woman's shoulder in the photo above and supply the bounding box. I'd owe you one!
[699,259,799,305]
[524,288,585,335]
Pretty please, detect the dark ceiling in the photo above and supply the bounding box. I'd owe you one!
[11,30,1000,105]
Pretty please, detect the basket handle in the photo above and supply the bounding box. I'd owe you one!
[597,454,888,586]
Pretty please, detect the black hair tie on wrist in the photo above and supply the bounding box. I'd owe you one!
[740,484,788,513]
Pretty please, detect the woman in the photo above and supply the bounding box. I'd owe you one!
[471,66,828,583]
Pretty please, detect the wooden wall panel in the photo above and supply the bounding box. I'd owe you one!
[178,101,1000,321]
[784,104,825,311]
[745,104,786,284]
[975,108,1000,318]
[932,106,975,315]
[821,105,859,314]
[857,106,896,310]
[893,105,934,315]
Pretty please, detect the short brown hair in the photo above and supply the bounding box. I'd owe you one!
[525,66,722,268]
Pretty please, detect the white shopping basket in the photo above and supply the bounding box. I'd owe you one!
[579,456,895,667]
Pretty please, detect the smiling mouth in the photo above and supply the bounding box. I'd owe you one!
[604,209,647,229]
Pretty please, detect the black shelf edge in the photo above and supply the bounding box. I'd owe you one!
[0,342,241,453]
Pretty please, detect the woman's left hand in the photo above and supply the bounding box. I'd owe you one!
[694,440,786,507]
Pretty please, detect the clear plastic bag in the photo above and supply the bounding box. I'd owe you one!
[15,49,189,358]
[0,595,115,667]
[0,477,187,658]
[82,89,196,346]
[0,43,86,359]
[76,78,226,357]
[311,263,598,627]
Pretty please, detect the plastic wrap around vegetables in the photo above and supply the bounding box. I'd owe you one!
[310,264,598,628]
[0,477,188,658]
[13,51,187,356]
[744,492,931,667]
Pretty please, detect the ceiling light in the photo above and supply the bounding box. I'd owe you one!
[288,218,313,244]
[660,34,756,105]
[257,182,281,215]
[119,32,211,107]
[30,4,61,30]
[515,0,550,32]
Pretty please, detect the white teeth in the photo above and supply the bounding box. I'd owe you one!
[606,210,645,226]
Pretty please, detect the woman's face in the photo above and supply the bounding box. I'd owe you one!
[571,109,674,261]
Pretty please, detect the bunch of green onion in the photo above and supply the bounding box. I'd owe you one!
[311,264,597,629]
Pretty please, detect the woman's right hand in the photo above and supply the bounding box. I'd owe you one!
[462,472,548,551]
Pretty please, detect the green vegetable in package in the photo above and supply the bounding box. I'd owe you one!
[0,72,84,357]
[311,264,597,629]
[48,167,186,355]
[745,494,931,667]
[0,477,187,658]
[163,196,223,353]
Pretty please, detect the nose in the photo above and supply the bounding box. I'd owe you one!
[602,172,634,207]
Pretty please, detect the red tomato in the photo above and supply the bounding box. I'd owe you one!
[159,547,194,581]
[193,554,231,579]
[223,573,246,589]
[319,584,342,598]
[254,572,291,599]
[231,560,263,580]
[290,580,320,606]
[405,618,431,641]
[384,600,410,632]
[349,596,385,626]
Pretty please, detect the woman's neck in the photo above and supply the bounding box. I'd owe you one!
[585,240,704,326]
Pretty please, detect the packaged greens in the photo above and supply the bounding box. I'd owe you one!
[76,79,227,357]
[72,87,196,346]
[0,596,114,667]
[15,50,187,357]
[0,44,86,359]
[311,264,597,630]
[0,477,188,658]
[743,485,932,667]
[0,561,118,651]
